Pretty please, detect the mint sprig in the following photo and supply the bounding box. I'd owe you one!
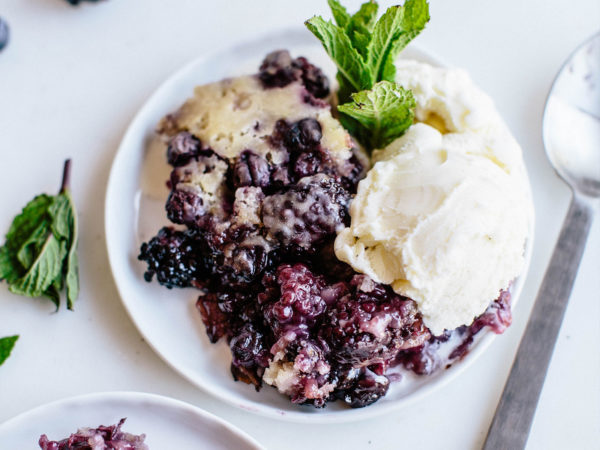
[338,81,416,150]
[306,0,429,150]
[0,335,18,367]
[0,160,79,310]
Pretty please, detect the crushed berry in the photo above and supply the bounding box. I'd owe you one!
[396,291,513,374]
[322,275,430,368]
[38,418,147,450]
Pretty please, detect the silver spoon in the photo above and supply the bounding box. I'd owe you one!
[484,32,600,449]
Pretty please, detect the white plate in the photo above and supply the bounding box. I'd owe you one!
[105,28,533,423]
[0,391,263,449]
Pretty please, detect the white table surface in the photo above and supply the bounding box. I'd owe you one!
[0,0,599,449]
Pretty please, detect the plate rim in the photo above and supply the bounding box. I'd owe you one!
[0,390,264,449]
[104,27,535,424]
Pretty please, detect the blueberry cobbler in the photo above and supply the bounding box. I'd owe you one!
[39,418,148,450]
[138,47,531,408]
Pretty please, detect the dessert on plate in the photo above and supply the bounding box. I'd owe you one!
[39,418,148,450]
[138,0,532,409]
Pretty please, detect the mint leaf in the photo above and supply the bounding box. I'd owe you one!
[308,0,429,97]
[9,233,64,298]
[368,0,430,82]
[49,193,72,240]
[306,1,428,139]
[62,191,79,310]
[305,16,372,92]
[0,194,53,283]
[338,81,416,149]
[0,160,79,309]
[327,0,351,28]
[347,1,379,56]
[16,221,51,269]
[350,1,378,33]
[0,335,19,367]
[44,280,62,310]
[5,194,53,252]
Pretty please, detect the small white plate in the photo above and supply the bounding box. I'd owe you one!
[105,28,533,423]
[0,391,263,449]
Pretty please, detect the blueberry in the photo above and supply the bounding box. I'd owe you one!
[0,18,9,52]
[233,150,270,188]
[293,56,330,99]
[340,368,390,408]
[258,51,330,99]
[165,189,205,226]
[258,50,299,89]
[284,119,322,153]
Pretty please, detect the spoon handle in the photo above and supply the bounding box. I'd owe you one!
[483,193,594,450]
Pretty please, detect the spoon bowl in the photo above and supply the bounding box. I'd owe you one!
[543,32,600,197]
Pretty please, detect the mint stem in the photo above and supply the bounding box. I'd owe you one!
[60,159,72,193]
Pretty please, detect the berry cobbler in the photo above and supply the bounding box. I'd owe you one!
[139,51,528,409]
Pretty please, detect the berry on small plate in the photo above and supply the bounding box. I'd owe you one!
[0,392,263,449]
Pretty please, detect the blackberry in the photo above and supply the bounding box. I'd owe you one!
[167,131,201,167]
[262,174,350,252]
[138,227,203,288]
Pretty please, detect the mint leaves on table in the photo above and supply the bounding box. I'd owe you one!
[0,335,18,367]
[338,80,416,150]
[0,160,79,310]
[306,0,429,150]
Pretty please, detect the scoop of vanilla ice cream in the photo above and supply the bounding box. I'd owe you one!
[335,60,532,335]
